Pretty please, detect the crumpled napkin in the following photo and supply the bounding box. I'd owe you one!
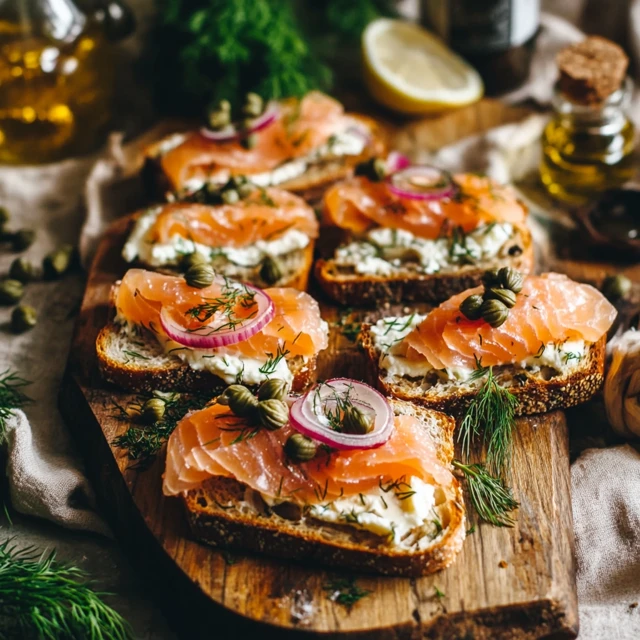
[605,331,640,439]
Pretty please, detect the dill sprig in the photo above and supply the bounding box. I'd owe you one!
[336,308,361,343]
[0,369,31,444]
[259,343,291,376]
[458,366,518,475]
[0,539,133,640]
[453,461,519,527]
[323,577,371,607]
[112,391,214,465]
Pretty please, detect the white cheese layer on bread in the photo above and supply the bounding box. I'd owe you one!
[115,319,298,386]
[371,314,588,383]
[123,206,310,267]
[334,223,518,276]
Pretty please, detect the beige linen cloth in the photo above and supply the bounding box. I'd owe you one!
[2,3,639,639]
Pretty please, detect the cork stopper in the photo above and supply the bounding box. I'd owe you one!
[556,36,629,105]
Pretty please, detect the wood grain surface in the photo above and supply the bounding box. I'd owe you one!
[60,101,581,639]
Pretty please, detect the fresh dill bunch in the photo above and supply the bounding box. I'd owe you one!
[0,369,31,444]
[0,539,133,640]
[453,461,519,527]
[155,0,332,114]
[323,576,371,607]
[320,0,397,41]
[458,366,518,476]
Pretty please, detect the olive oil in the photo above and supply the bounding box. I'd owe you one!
[540,96,635,204]
[0,23,114,164]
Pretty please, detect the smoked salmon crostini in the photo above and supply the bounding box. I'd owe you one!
[144,92,386,201]
[316,158,534,305]
[122,186,319,289]
[96,269,329,393]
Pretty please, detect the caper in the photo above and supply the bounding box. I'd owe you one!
[481,268,501,289]
[259,256,282,286]
[11,229,35,252]
[218,99,231,113]
[601,274,632,301]
[141,397,165,424]
[241,133,258,150]
[43,245,74,279]
[208,110,231,130]
[355,157,386,182]
[9,257,35,283]
[242,92,264,117]
[258,398,289,431]
[497,267,523,294]
[237,181,255,199]
[485,287,517,309]
[342,405,374,435]
[460,294,484,321]
[257,378,288,402]
[224,385,259,418]
[0,279,23,305]
[10,305,36,333]
[0,206,9,229]
[221,189,240,205]
[184,263,215,289]
[284,433,317,462]
[480,298,509,328]
[180,251,208,271]
[241,117,256,131]
[399,247,422,264]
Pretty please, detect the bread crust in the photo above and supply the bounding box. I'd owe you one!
[181,401,466,577]
[96,323,316,394]
[315,227,534,306]
[361,327,606,417]
[143,114,387,202]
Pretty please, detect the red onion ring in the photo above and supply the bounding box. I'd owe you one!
[388,165,455,201]
[290,378,394,450]
[159,283,275,349]
[386,151,411,174]
[199,102,279,143]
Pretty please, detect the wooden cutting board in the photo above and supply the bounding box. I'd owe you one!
[60,101,579,640]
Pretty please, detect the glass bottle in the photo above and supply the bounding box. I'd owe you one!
[420,0,540,95]
[540,78,636,205]
[0,0,134,164]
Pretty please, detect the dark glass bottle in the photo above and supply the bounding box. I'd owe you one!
[421,0,540,95]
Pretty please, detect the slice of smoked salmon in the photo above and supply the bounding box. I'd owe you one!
[323,173,527,239]
[114,269,328,360]
[150,188,318,248]
[163,404,453,501]
[161,92,356,190]
[404,273,617,370]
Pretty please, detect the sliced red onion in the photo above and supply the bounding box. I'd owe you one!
[344,124,372,146]
[290,378,394,451]
[386,151,411,174]
[388,165,455,201]
[159,284,275,349]
[199,102,279,143]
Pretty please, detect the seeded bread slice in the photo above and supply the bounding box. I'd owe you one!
[361,327,606,416]
[96,323,316,394]
[143,114,387,202]
[315,226,534,306]
[183,399,466,577]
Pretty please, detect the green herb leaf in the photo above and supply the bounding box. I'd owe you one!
[458,367,518,476]
[0,369,31,444]
[453,460,519,527]
[0,539,133,640]
[323,577,371,607]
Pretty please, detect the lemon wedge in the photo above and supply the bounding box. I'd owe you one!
[362,18,484,115]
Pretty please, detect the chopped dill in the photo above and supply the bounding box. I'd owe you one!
[259,343,290,375]
[122,349,150,362]
[434,586,445,599]
[336,308,361,342]
[323,577,371,608]
[563,351,583,364]
[111,391,214,466]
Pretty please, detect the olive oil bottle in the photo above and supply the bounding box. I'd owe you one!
[0,0,130,164]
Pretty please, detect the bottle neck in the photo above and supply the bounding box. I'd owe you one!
[552,78,632,135]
